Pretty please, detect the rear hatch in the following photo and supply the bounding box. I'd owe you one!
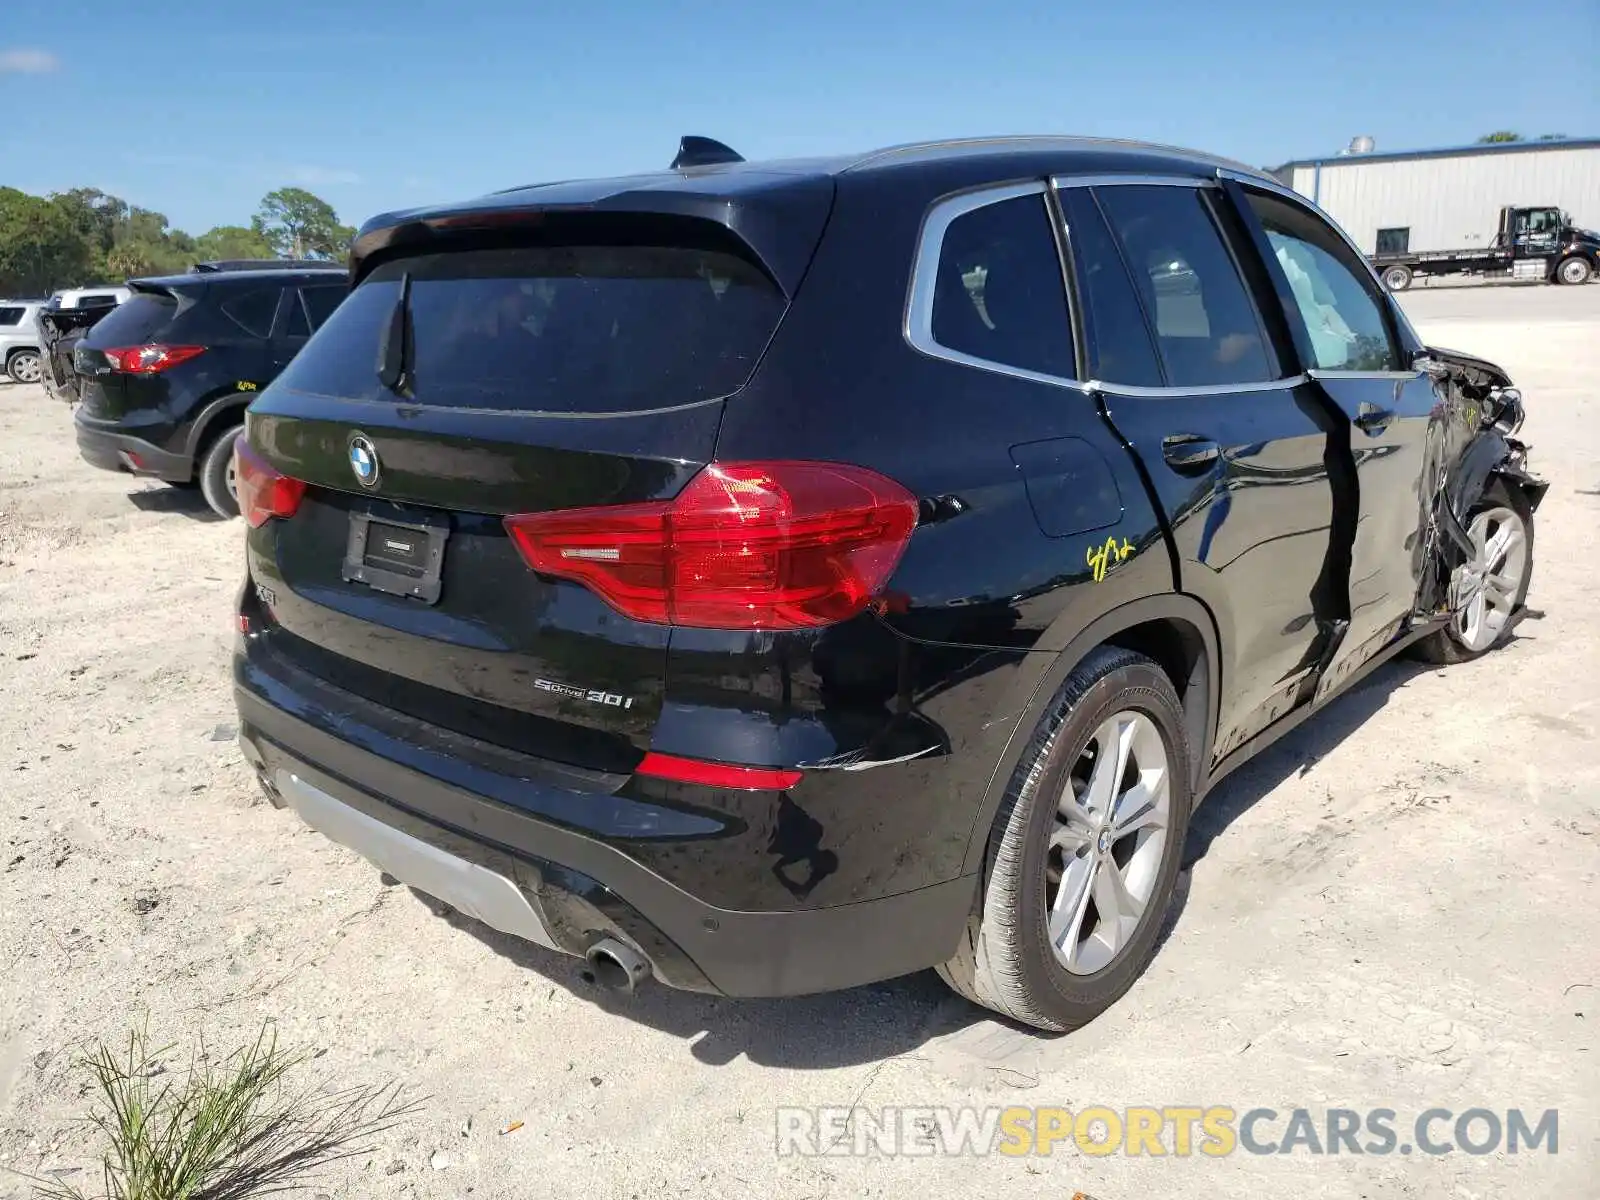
[245,199,828,769]
[39,302,118,402]
[74,284,193,418]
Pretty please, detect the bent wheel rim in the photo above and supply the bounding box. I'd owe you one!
[1046,710,1171,976]
[1453,505,1528,653]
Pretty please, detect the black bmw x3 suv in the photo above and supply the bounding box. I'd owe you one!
[232,136,1543,1031]
[73,261,347,517]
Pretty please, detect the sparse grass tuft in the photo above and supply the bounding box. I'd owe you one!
[27,1023,417,1200]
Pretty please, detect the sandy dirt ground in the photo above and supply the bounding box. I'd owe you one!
[1,283,1596,1199]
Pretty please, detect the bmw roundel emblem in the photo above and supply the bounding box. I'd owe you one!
[348,433,380,489]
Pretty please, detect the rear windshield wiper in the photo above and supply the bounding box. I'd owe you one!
[376,271,414,397]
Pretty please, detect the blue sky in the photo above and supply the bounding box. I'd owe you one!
[3,0,1596,236]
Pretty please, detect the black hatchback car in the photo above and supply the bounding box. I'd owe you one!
[74,261,347,517]
[232,137,1543,1031]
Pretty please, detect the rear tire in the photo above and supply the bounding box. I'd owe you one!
[5,350,42,384]
[1381,264,1413,292]
[1411,481,1534,665]
[1555,256,1593,285]
[937,647,1192,1032]
[198,425,244,519]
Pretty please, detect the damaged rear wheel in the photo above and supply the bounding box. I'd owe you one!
[1412,481,1534,664]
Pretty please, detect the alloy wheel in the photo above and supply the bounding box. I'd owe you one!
[1046,710,1171,975]
[1453,505,1529,653]
[8,353,41,384]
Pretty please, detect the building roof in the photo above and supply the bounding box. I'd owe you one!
[1276,136,1600,172]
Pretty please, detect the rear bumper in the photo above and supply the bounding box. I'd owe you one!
[234,648,976,998]
[74,415,191,481]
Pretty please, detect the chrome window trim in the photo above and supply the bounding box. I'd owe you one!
[1307,369,1423,382]
[903,172,1324,397]
[1216,168,1428,354]
[903,181,1090,391]
[1094,374,1308,398]
[1053,174,1218,190]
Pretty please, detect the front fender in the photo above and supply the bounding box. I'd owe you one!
[1449,430,1548,527]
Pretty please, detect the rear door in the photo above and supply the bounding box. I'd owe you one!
[245,231,796,768]
[1064,179,1344,759]
[212,283,278,386]
[1231,183,1438,695]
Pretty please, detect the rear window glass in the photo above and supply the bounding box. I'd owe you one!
[274,244,787,414]
[84,293,176,345]
[221,287,281,337]
[1094,186,1275,387]
[301,285,344,331]
[930,194,1074,378]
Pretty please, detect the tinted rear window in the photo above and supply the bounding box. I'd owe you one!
[301,285,344,331]
[0,307,24,327]
[274,244,787,414]
[221,287,282,337]
[84,293,177,345]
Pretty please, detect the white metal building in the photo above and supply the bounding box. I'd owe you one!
[1274,138,1600,256]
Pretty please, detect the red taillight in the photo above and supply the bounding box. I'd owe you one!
[503,461,918,629]
[636,751,802,791]
[101,344,206,374]
[234,438,306,528]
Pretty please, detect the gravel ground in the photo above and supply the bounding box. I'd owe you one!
[1,283,1595,1199]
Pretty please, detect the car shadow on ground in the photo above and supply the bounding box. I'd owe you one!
[417,628,1541,1068]
[126,484,224,522]
[420,890,975,1069]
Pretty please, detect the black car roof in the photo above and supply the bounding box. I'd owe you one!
[366,135,1267,227]
[131,266,348,289]
[350,136,1270,290]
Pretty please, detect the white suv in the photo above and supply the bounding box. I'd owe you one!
[0,300,47,384]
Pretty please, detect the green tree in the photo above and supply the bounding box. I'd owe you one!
[193,224,278,262]
[251,188,354,260]
[1477,131,1523,143]
[0,187,93,295]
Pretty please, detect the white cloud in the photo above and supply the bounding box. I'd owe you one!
[289,166,360,187]
[0,48,60,74]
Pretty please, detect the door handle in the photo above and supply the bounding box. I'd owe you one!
[1354,404,1395,434]
[1161,434,1220,472]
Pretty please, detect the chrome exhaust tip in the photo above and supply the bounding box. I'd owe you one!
[582,938,651,994]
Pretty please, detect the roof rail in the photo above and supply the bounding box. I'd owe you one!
[669,136,744,170]
[191,259,346,273]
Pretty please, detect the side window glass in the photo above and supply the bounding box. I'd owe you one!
[1095,186,1274,387]
[301,286,344,331]
[1245,191,1398,372]
[220,287,281,338]
[0,307,22,326]
[284,295,311,338]
[930,193,1074,379]
[1060,190,1163,386]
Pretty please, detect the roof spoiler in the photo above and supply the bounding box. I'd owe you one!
[191,259,346,273]
[669,136,744,170]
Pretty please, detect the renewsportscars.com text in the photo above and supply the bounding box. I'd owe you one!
[775,1105,1559,1158]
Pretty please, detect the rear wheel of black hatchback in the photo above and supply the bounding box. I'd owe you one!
[198,424,243,518]
[940,647,1192,1032]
